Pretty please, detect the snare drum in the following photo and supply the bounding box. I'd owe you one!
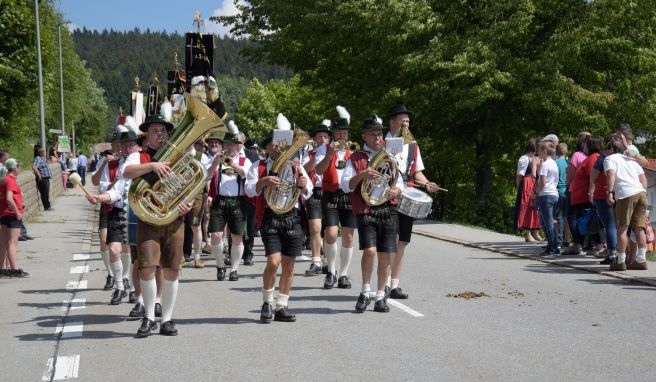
[395,188,433,219]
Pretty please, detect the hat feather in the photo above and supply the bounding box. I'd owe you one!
[321,119,331,127]
[116,125,129,133]
[227,120,239,134]
[160,100,173,122]
[336,105,350,124]
[374,115,382,125]
[124,116,140,135]
[277,113,291,131]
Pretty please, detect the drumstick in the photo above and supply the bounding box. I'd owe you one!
[68,173,92,197]
[414,181,448,192]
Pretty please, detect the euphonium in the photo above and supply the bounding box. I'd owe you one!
[129,94,226,226]
[265,128,311,214]
[361,139,400,206]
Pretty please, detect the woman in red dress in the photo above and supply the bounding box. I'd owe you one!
[513,138,542,241]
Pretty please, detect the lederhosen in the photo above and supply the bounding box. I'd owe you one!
[98,159,114,231]
[396,143,419,243]
[103,159,125,245]
[349,151,398,253]
[135,146,185,270]
[208,156,246,235]
[321,145,356,229]
[304,148,323,221]
[255,159,304,257]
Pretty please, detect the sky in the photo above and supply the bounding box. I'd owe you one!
[54,0,243,36]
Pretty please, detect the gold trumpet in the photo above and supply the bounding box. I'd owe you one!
[219,150,233,167]
[332,140,360,152]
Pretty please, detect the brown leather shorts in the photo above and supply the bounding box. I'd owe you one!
[136,218,184,270]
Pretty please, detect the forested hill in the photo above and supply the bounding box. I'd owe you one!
[72,28,292,118]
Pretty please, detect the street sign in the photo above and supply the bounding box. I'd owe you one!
[58,135,71,153]
[49,129,63,134]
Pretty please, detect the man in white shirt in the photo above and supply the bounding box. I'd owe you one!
[245,128,313,323]
[604,137,649,271]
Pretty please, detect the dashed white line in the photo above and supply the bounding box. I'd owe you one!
[61,299,86,311]
[55,322,84,338]
[72,254,90,261]
[65,280,87,291]
[69,265,88,274]
[387,299,425,317]
[42,355,80,381]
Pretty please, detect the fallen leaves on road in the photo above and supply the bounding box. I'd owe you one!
[446,291,489,300]
[507,290,525,298]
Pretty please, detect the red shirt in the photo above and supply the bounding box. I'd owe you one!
[570,153,599,205]
[0,174,23,217]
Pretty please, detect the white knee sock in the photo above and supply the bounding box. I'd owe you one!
[312,256,321,267]
[110,261,123,290]
[386,275,392,288]
[637,248,647,263]
[141,278,157,321]
[161,278,179,323]
[376,290,385,301]
[276,293,289,310]
[338,247,353,277]
[361,283,371,295]
[193,243,201,261]
[121,252,131,280]
[324,242,338,274]
[212,243,224,268]
[617,252,626,264]
[231,243,244,272]
[101,250,112,276]
[391,278,400,289]
[262,288,274,304]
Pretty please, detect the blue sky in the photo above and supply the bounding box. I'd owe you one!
[55,0,242,35]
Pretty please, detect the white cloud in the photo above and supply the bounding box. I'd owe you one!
[66,23,78,32]
[203,0,246,37]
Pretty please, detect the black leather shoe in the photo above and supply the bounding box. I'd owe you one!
[110,289,127,305]
[103,275,114,290]
[337,276,352,289]
[305,263,322,276]
[155,302,162,317]
[600,256,616,265]
[373,299,390,312]
[229,270,239,281]
[128,291,137,303]
[136,318,157,338]
[159,320,178,336]
[129,303,145,318]
[23,234,34,240]
[274,307,296,322]
[243,256,254,266]
[355,293,371,313]
[260,303,273,323]
[18,236,27,241]
[324,273,337,289]
[390,287,408,299]
[321,265,328,274]
[216,267,226,281]
[123,278,131,291]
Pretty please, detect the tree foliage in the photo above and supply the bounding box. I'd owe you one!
[217,0,656,232]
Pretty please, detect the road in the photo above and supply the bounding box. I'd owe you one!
[1,192,655,381]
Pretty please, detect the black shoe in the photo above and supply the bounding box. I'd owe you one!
[129,303,145,318]
[374,299,390,312]
[128,291,137,303]
[390,287,408,299]
[23,234,34,240]
[0,269,8,278]
[355,293,371,313]
[274,307,296,322]
[103,275,114,290]
[155,302,162,317]
[243,256,254,266]
[305,263,322,276]
[324,273,337,289]
[18,236,27,241]
[337,276,352,289]
[159,320,178,336]
[321,265,328,274]
[10,269,30,278]
[110,289,127,305]
[123,278,131,291]
[216,267,226,281]
[229,270,239,281]
[384,286,390,298]
[600,256,616,265]
[260,303,273,323]
[183,253,192,263]
[136,318,157,338]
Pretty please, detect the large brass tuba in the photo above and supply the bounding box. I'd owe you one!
[265,128,311,214]
[129,95,226,225]
[361,140,400,206]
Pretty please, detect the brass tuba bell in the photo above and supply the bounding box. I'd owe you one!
[361,139,400,206]
[265,128,311,214]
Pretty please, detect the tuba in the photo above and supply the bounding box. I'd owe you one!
[361,140,400,206]
[265,128,311,214]
[129,94,226,226]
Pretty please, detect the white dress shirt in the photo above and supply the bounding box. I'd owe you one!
[245,156,313,209]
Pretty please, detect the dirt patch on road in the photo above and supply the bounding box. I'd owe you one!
[446,291,489,300]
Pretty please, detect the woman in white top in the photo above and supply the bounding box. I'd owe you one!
[532,142,560,256]
[513,138,542,242]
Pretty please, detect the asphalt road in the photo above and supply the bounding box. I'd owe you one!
[1,192,655,381]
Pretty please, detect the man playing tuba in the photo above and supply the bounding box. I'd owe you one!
[340,116,404,313]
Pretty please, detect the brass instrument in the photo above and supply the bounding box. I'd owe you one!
[333,140,360,152]
[361,139,400,206]
[265,128,311,214]
[397,122,416,145]
[129,94,226,225]
[220,150,233,167]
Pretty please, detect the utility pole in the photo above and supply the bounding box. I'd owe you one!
[34,0,46,151]
[58,24,65,135]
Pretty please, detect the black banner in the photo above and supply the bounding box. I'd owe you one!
[146,84,160,116]
[184,32,214,91]
[166,70,186,98]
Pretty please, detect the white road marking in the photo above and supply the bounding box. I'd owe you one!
[55,322,84,338]
[72,253,90,261]
[387,299,425,317]
[61,299,86,311]
[69,265,88,274]
[65,280,87,290]
[42,355,80,381]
